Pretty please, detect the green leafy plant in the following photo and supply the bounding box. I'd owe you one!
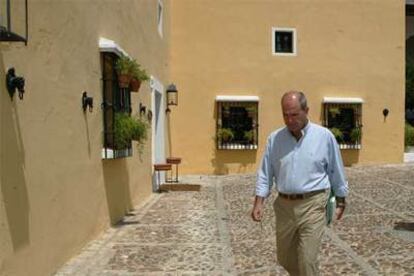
[114,113,148,149]
[115,56,133,75]
[243,129,254,142]
[405,123,414,147]
[329,127,344,143]
[350,127,361,143]
[329,107,341,118]
[217,128,234,142]
[130,59,150,82]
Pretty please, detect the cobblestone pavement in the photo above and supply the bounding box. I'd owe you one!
[55,164,414,275]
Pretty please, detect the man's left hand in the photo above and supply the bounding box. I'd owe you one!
[335,206,345,220]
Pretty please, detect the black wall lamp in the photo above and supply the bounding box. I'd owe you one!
[383,108,389,122]
[166,83,178,113]
[0,0,28,44]
[6,68,25,100]
[82,91,93,112]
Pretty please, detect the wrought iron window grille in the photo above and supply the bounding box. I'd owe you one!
[101,52,133,159]
[323,103,362,150]
[216,101,258,150]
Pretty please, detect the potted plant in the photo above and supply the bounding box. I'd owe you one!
[115,56,133,88]
[129,59,150,92]
[244,129,255,143]
[217,128,234,142]
[350,127,361,144]
[329,127,344,143]
[114,112,148,149]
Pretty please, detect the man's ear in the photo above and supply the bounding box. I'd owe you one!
[304,107,309,114]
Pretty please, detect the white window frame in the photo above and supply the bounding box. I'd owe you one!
[157,0,163,38]
[272,27,297,56]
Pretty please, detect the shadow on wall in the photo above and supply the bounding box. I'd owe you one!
[211,149,257,175]
[341,150,360,166]
[0,64,30,253]
[102,159,133,225]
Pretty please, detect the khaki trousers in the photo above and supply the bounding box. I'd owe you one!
[273,190,328,276]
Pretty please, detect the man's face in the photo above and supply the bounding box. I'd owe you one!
[282,96,309,134]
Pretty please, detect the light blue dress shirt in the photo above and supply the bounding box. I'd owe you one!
[256,122,348,198]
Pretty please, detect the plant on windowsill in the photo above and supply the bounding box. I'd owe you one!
[129,59,150,92]
[350,127,361,144]
[243,129,255,144]
[217,128,234,143]
[114,112,148,150]
[329,127,344,144]
[115,56,133,88]
[329,107,341,118]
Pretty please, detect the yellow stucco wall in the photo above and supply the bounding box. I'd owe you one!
[0,1,170,275]
[170,0,405,174]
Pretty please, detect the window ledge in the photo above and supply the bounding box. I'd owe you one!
[339,144,361,150]
[323,97,364,104]
[218,143,258,150]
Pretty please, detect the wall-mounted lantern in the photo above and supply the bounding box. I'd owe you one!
[0,0,28,44]
[383,108,389,122]
[166,83,178,113]
[6,68,25,100]
[82,91,93,112]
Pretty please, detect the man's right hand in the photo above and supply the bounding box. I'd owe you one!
[251,196,265,222]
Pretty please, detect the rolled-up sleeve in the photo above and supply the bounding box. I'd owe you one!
[327,134,348,197]
[256,135,274,198]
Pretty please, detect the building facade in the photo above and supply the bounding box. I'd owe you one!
[169,0,405,174]
[0,1,407,275]
[0,1,171,275]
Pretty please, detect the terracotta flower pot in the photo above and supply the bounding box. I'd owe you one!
[118,74,131,88]
[130,78,142,92]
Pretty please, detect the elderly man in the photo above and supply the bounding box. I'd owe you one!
[251,91,348,275]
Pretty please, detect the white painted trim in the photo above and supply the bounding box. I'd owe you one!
[272,27,297,56]
[150,75,165,165]
[216,95,259,102]
[98,37,128,57]
[323,97,364,104]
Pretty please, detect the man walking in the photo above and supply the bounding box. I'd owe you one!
[251,91,348,275]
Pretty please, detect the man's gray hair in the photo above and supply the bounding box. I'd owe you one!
[282,91,308,110]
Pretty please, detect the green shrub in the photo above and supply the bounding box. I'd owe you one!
[350,127,361,143]
[244,130,254,142]
[329,127,344,143]
[405,123,414,146]
[114,113,148,149]
[217,128,234,142]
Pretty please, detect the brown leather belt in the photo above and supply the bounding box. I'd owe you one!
[278,189,327,200]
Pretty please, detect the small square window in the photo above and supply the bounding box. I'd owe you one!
[272,27,296,56]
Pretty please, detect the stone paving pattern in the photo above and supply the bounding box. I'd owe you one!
[55,164,414,275]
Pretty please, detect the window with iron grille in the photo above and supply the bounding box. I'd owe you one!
[216,101,258,150]
[101,52,133,159]
[323,103,362,149]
